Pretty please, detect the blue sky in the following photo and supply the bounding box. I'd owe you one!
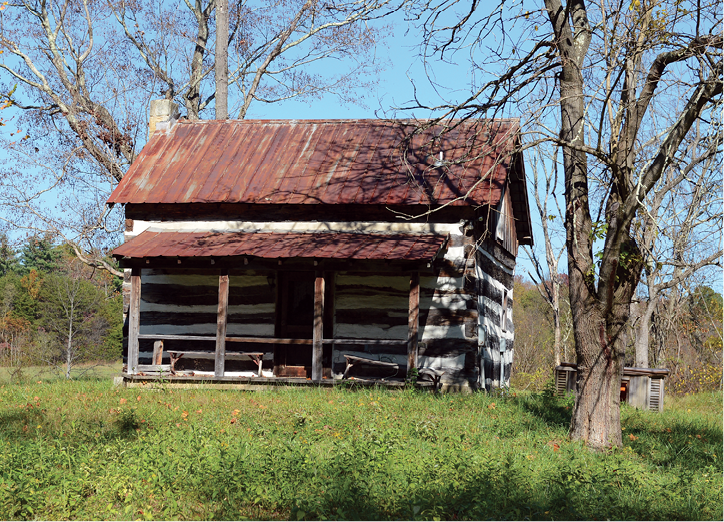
[240,10,556,282]
[245,14,452,120]
[0,5,562,284]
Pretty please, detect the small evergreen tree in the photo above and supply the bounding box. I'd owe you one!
[0,235,18,276]
[19,235,59,275]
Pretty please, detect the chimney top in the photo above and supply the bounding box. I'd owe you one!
[149,99,179,134]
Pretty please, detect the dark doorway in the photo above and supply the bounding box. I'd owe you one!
[274,271,314,377]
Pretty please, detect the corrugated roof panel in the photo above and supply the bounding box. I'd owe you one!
[147,125,206,203]
[108,119,521,208]
[319,124,363,204]
[245,124,290,202]
[382,131,414,207]
[385,236,415,260]
[115,133,172,203]
[276,123,319,204]
[193,123,247,202]
[113,231,447,261]
[260,123,305,200]
[226,124,275,202]
[337,128,374,204]
[182,124,231,203]
[304,123,342,204]
[308,234,341,258]
[365,124,405,205]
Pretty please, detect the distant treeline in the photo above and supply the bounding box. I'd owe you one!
[512,275,723,395]
[0,235,122,377]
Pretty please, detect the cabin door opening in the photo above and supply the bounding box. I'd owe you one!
[274,271,314,377]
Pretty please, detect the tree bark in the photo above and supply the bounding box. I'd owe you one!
[634,297,656,368]
[66,319,73,380]
[569,307,622,446]
[553,301,561,366]
[545,0,626,449]
[215,0,229,120]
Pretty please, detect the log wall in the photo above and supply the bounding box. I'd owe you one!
[332,272,409,377]
[476,240,515,389]
[418,228,480,389]
[121,218,518,389]
[128,269,276,374]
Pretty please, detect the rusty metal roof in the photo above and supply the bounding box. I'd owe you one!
[113,231,447,261]
[108,119,523,207]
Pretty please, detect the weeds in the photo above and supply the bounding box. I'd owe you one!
[0,381,721,520]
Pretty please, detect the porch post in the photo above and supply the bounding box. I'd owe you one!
[408,271,420,378]
[312,271,325,381]
[128,268,141,375]
[214,270,230,378]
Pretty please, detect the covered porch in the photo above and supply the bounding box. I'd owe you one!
[115,230,448,385]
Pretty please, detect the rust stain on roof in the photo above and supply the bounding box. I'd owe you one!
[108,119,522,207]
[113,231,448,261]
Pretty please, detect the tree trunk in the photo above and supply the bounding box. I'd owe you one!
[553,288,561,366]
[634,298,656,368]
[215,0,229,120]
[544,0,638,449]
[66,318,73,380]
[569,304,623,448]
[569,232,642,449]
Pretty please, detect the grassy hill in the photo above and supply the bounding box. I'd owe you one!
[0,376,721,520]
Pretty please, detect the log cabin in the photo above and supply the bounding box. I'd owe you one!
[108,100,533,391]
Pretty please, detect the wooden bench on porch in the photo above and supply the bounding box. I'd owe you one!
[418,368,445,391]
[340,354,443,390]
[342,354,399,379]
[126,271,423,383]
[139,335,269,377]
[167,351,264,376]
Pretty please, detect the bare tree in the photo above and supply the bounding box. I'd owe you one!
[524,145,567,366]
[408,0,722,448]
[109,0,397,118]
[215,0,229,119]
[631,118,722,368]
[41,257,105,379]
[0,280,31,369]
[0,0,397,268]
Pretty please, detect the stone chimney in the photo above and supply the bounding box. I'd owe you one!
[149,99,179,134]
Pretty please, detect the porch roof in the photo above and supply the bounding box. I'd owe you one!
[112,230,448,262]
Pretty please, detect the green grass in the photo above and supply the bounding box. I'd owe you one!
[0,362,123,384]
[0,379,721,520]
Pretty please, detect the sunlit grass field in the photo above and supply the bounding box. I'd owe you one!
[0,374,721,520]
[0,362,123,383]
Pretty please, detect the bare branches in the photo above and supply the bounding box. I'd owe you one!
[406,0,722,448]
[237,0,314,119]
[0,0,396,273]
[231,0,395,118]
